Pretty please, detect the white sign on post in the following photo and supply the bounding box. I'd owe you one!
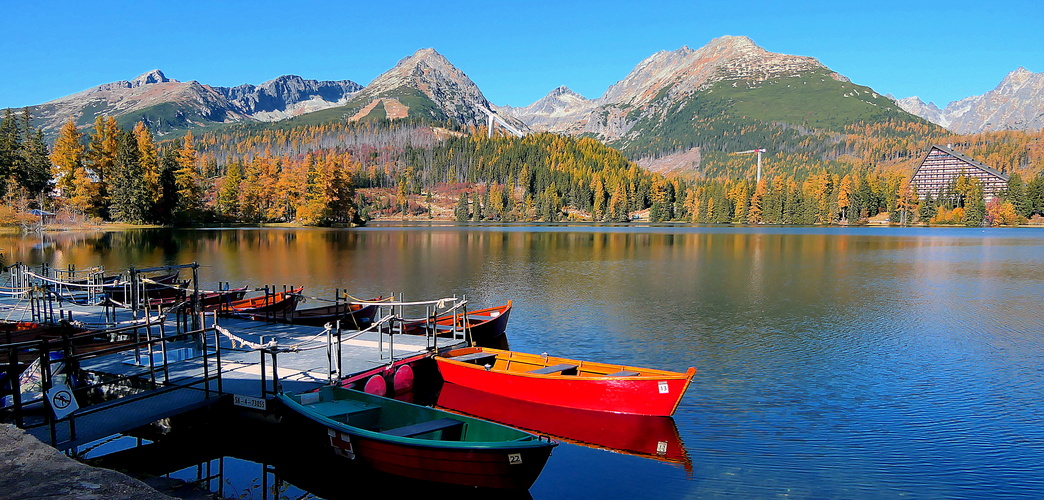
[46,381,79,420]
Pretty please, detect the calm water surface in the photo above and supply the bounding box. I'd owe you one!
[3,225,1043,498]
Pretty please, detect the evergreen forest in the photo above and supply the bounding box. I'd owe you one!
[3,109,1044,229]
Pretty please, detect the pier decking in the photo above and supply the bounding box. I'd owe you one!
[1,268,468,451]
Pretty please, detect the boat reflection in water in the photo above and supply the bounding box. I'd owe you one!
[90,405,539,500]
[436,382,691,471]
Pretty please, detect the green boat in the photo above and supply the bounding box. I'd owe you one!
[277,386,556,489]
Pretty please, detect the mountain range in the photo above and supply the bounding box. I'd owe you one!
[12,36,1041,167]
[896,67,1044,134]
[27,69,363,137]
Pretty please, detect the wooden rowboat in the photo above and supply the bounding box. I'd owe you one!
[401,301,512,347]
[278,386,556,489]
[148,287,249,310]
[284,296,388,328]
[213,287,303,317]
[104,272,185,303]
[434,347,696,416]
[437,382,692,470]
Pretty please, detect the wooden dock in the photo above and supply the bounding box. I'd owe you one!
[2,282,467,451]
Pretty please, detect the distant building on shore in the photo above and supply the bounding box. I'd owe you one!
[910,145,1009,201]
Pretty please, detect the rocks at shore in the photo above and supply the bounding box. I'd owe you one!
[0,423,172,499]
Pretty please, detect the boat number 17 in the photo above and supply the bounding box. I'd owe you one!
[658,381,669,394]
[508,453,523,465]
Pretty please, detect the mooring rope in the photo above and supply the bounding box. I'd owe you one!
[213,324,277,351]
[22,270,120,289]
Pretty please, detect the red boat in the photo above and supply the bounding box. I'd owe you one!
[401,301,512,347]
[437,382,691,469]
[278,386,556,489]
[148,287,249,310]
[283,296,389,328]
[434,347,695,416]
[214,287,303,317]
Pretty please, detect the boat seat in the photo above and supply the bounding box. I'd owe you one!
[308,400,377,420]
[450,351,498,365]
[383,417,464,438]
[529,363,579,375]
[606,370,640,377]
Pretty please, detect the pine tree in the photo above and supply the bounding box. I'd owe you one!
[1003,172,1031,218]
[329,158,361,224]
[454,192,470,221]
[216,160,243,219]
[0,109,21,198]
[963,180,986,227]
[109,130,150,223]
[472,189,484,221]
[154,146,180,224]
[918,190,936,222]
[21,127,52,195]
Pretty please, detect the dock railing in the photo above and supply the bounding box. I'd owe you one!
[2,306,224,449]
[249,296,465,398]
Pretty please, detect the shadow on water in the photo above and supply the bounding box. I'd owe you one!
[90,398,535,500]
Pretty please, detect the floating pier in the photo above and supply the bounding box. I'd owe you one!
[1,263,470,452]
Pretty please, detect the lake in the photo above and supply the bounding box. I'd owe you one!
[3,224,1044,498]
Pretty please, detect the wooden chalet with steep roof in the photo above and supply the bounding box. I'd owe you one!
[910,145,1009,201]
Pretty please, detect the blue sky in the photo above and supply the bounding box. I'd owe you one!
[2,0,1040,111]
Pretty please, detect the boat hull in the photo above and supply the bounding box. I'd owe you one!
[326,429,553,489]
[437,382,691,469]
[285,299,383,328]
[278,386,555,490]
[402,301,511,347]
[435,347,695,416]
[213,288,302,318]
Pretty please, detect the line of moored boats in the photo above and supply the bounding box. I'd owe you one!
[2,266,696,490]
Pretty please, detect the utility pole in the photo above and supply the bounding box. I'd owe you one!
[731,149,767,183]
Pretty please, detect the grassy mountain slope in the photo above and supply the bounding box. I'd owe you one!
[616,68,932,158]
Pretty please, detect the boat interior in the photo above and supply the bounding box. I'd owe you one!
[291,386,532,442]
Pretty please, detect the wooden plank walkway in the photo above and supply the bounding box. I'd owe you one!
[2,292,466,450]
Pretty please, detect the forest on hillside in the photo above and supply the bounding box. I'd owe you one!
[3,110,1044,229]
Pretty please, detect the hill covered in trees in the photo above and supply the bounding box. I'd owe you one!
[3,100,1044,229]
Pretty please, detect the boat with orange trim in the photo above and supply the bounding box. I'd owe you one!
[434,346,695,416]
[213,287,303,318]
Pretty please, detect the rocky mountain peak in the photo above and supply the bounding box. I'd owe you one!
[898,67,1044,133]
[361,47,497,126]
[600,35,825,107]
[998,66,1034,91]
[131,69,172,87]
[706,35,760,53]
[549,86,584,99]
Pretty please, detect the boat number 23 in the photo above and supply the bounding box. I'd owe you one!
[508,453,523,465]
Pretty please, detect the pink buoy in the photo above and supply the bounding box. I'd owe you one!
[393,364,415,395]
[363,374,387,397]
